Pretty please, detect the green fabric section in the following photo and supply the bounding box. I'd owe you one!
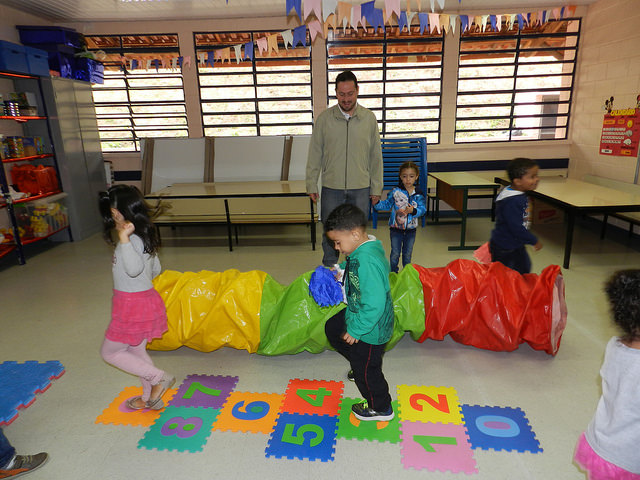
[257,266,426,356]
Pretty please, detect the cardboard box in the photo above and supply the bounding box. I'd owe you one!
[531,198,564,224]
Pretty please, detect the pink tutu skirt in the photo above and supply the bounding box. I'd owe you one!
[574,433,640,480]
[105,289,168,345]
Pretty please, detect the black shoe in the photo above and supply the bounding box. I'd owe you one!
[347,369,355,382]
[0,452,48,478]
[351,401,394,421]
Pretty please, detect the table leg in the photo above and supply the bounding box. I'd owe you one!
[224,199,233,252]
[448,190,479,251]
[563,212,575,269]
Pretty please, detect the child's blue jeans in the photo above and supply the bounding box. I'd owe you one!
[0,429,15,468]
[389,227,416,273]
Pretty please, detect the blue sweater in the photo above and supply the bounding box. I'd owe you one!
[374,185,426,230]
[490,187,538,250]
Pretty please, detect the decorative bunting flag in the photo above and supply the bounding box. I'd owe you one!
[233,44,242,63]
[304,0,322,21]
[244,42,254,61]
[267,34,279,54]
[418,12,429,34]
[351,4,365,30]
[322,0,337,21]
[308,19,324,40]
[256,37,268,54]
[460,14,469,32]
[385,0,401,20]
[449,14,457,34]
[292,25,307,47]
[428,13,440,33]
[286,0,302,20]
[361,0,375,24]
[337,2,351,32]
[398,11,408,32]
[281,29,294,49]
[440,14,450,33]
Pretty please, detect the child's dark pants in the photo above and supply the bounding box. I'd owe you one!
[325,309,392,412]
[489,241,531,274]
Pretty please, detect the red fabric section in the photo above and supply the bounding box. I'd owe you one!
[414,260,566,355]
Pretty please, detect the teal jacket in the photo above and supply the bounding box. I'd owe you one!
[340,236,394,345]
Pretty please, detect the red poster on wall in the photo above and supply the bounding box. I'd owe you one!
[600,108,640,157]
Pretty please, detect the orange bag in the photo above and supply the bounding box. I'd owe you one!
[11,164,39,195]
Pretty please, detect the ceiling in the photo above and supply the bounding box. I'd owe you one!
[0,0,598,23]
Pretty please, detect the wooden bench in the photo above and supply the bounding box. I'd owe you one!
[146,181,317,251]
[582,174,640,238]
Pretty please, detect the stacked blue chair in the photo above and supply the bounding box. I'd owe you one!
[372,137,427,229]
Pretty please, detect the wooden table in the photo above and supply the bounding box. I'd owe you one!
[429,172,499,250]
[146,180,316,251]
[494,176,640,268]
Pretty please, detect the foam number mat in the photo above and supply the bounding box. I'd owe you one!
[396,385,463,425]
[0,360,65,426]
[336,398,401,443]
[460,405,542,453]
[281,379,344,416]
[265,412,338,462]
[400,421,478,473]
[213,391,284,434]
[95,386,177,427]
[169,374,238,409]
[138,406,221,453]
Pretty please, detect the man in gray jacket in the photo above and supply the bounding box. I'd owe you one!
[306,70,383,266]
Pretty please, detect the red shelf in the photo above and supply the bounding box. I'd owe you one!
[21,225,69,245]
[2,154,53,164]
[0,115,46,122]
[12,191,63,205]
[0,243,16,259]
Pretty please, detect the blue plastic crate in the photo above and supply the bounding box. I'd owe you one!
[0,40,29,74]
[74,57,104,84]
[24,46,50,77]
[17,25,83,49]
[47,51,73,79]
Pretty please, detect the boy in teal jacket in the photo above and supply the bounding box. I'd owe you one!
[324,203,394,421]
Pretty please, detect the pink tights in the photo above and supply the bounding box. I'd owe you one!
[101,338,164,402]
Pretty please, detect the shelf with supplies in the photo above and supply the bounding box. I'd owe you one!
[0,70,71,264]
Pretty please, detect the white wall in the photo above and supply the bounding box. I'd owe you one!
[568,0,640,182]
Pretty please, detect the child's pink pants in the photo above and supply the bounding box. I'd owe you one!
[101,338,164,401]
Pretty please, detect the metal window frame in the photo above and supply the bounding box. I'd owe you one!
[455,18,581,143]
[194,31,313,137]
[86,33,188,152]
[326,29,444,142]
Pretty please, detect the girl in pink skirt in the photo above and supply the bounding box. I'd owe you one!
[574,270,640,479]
[98,185,175,410]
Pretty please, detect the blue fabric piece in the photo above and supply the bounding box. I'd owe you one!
[361,1,375,25]
[398,11,408,32]
[490,15,497,31]
[286,0,302,20]
[372,8,385,32]
[207,51,215,67]
[309,266,343,307]
[460,14,469,32]
[244,42,254,61]
[419,13,429,34]
[292,25,307,47]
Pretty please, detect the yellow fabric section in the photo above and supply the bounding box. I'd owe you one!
[148,269,266,353]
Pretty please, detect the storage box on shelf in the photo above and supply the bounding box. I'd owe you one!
[0,70,71,264]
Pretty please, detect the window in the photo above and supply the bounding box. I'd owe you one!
[195,32,313,137]
[456,18,580,143]
[327,26,443,144]
[86,34,188,152]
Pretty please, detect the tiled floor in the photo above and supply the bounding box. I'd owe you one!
[1,215,637,479]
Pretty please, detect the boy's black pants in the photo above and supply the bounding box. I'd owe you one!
[325,309,392,412]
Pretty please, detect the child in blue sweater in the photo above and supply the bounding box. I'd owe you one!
[489,158,543,274]
[373,161,426,273]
